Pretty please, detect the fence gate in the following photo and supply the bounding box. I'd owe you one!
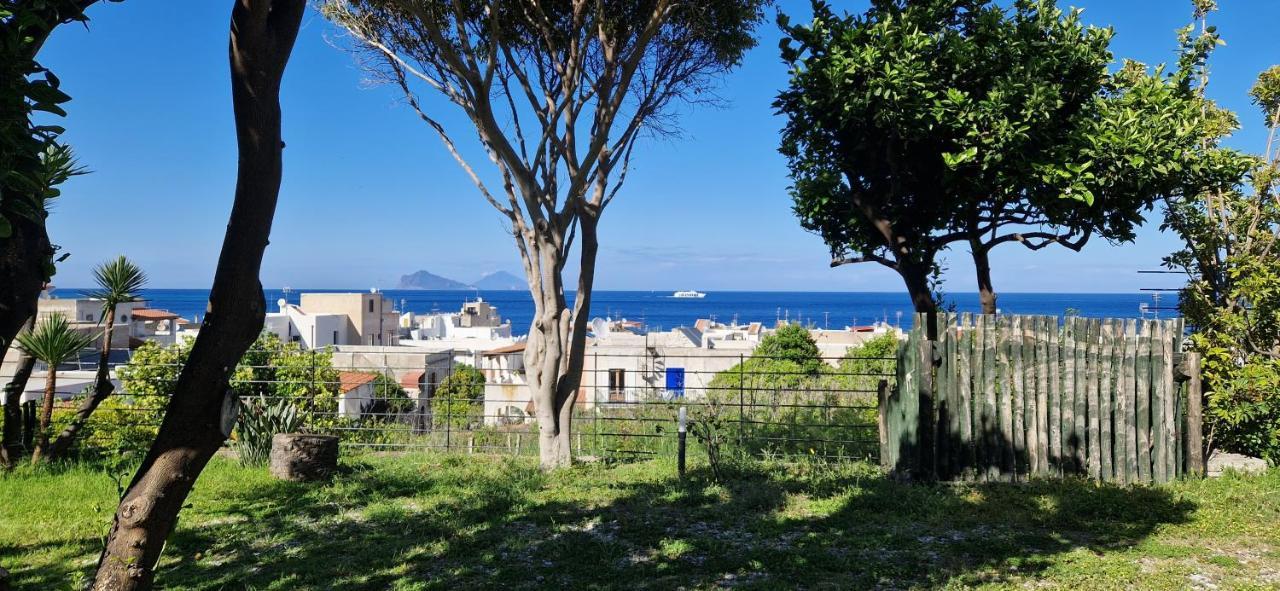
[881,313,1205,484]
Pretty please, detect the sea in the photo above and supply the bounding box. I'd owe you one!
[49,288,1172,336]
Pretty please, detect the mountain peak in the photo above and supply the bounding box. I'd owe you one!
[473,270,527,291]
[396,270,472,290]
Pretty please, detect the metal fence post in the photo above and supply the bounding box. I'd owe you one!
[593,351,600,457]
[445,355,452,452]
[738,353,745,449]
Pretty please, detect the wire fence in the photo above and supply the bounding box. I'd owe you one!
[30,344,896,463]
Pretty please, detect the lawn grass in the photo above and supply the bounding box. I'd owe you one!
[2,453,1279,590]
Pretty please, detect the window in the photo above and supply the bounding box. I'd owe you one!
[368,300,375,313]
[120,314,129,323]
[85,313,93,321]
[608,368,626,402]
[332,330,339,345]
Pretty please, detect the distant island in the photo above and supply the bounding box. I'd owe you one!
[472,271,527,290]
[396,269,528,291]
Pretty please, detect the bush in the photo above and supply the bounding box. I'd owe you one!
[433,364,485,430]
[234,394,303,466]
[49,388,167,459]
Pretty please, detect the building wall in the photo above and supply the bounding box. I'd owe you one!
[338,382,376,419]
[301,293,398,346]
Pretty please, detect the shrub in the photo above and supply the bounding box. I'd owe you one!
[433,364,485,430]
[234,394,303,466]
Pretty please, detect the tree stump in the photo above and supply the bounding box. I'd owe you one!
[269,433,339,482]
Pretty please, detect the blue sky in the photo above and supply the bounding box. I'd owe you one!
[38,0,1280,292]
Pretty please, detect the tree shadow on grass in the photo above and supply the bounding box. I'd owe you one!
[3,452,1196,590]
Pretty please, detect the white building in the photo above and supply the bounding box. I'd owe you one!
[400,298,513,341]
[262,292,399,349]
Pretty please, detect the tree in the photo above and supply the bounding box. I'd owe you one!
[776,0,1226,314]
[0,1,108,379]
[15,312,95,464]
[1162,2,1280,461]
[755,323,823,373]
[47,255,146,458]
[93,1,304,588]
[432,363,485,429]
[709,324,825,394]
[323,0,767,469]
[1,314,34,466]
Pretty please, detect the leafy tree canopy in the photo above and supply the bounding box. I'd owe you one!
[776,0,1241,312]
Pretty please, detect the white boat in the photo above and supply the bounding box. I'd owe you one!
[672,290,706,299]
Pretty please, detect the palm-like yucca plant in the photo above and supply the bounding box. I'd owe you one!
[17,313,96,464]
[47,256,147,458]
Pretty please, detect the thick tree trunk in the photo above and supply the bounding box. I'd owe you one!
[269,433,338,481]
[897,261,938,315]
[91,2,303,589]
[29,370,56,464]
[525,220,598,470]
[971,245,998,315]
[0,215,50,386]
[47,312,116,458]
[1,317,36,467]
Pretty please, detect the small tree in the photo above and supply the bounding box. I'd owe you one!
[47,255,147,457]
[324,0,768,469]
[1163,2,1280,461]
[433,363,485,430]
[709,324,824,395]
[777,0,1228,314]
[16,313,95,464]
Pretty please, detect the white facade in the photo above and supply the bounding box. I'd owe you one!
[400,298,513,342]
[264,301,349,349]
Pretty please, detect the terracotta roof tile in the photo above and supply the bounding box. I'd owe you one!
[338,371,379,393]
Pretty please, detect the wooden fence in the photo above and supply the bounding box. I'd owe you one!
[880,313,1204,484]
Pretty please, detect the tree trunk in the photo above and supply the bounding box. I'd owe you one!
[1,316,36,467]
[897,260,938,315]
[29,368,56,465]
[525,219,598,470]
[269,433,338,481]
[47,310,116,458]
[0,214,50,387]
[971,244,998,315]
[91,2,303,588]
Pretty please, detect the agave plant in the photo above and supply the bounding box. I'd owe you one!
[47,256,147,459]
[235,394,303,466]
[17,313,96,464]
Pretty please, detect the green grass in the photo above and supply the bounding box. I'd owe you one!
[2,454,1279,590]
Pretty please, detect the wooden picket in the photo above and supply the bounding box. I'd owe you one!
[883,313,1201,484]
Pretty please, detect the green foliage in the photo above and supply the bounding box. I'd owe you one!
[776,0,1231,306]
[1160,4,1280,463]
[83,255,147,316]
[50,389,167,458]
[234,395,303,466]
[754,323,822,373]
[709,324,824,394]
[16,313,94,367]
[0,1,108,276]
[704,327,893,460]
[433,364,485,430]
[835,332,899,394]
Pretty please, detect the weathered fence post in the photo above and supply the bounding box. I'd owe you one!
[1184,351,1205,477]
[917,332,936,480]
